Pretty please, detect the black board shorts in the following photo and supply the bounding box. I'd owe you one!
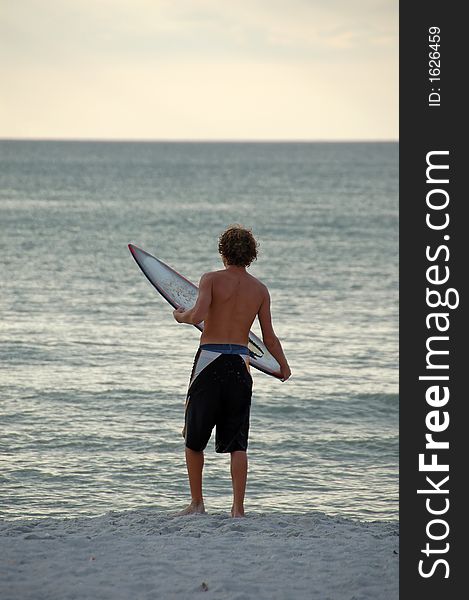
[183,345,253,453]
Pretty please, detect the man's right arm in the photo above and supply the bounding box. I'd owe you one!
[258,286,291,381]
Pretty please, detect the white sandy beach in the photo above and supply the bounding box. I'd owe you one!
[1,507,398,600]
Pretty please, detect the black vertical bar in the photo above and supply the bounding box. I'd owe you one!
[400,2,466,597]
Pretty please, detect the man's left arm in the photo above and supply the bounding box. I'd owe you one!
[173,273,212,325]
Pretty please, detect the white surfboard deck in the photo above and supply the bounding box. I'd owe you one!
[128,243,282,379]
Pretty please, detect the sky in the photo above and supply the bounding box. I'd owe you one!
[0,0,398,140]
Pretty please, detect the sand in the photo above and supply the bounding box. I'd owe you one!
[0,507,398,600]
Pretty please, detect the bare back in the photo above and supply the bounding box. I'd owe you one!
[200,268,265,346]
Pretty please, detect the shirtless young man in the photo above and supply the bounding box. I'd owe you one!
[173,225,291,518]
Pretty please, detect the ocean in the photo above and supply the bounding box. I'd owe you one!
[0,141,398,522]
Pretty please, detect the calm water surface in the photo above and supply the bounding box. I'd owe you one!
[0,141,398,521]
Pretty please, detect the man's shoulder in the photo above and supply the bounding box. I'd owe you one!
[204,269,268,293]
[247,272,267,288]
[245,273,270,299]
[201,269,223,280]
[198,271,218,287]
[258,279,270,298]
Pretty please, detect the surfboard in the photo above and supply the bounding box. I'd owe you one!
[128,243,282,379]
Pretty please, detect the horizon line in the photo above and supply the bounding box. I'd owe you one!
[0,137,399,144]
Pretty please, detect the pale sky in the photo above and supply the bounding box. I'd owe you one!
[0,0,398,140]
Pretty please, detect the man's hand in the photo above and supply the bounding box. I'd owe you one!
[173,273,212,326]
[173,307,187,323]
[280,363,291,382]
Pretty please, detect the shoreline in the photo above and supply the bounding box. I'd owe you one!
[1,507,398,600]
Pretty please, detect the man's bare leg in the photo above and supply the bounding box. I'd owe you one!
[230,450,247,517]
[177,447,206,515]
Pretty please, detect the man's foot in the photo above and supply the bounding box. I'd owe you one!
[175,500,206,516]
[231,506,245,518]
